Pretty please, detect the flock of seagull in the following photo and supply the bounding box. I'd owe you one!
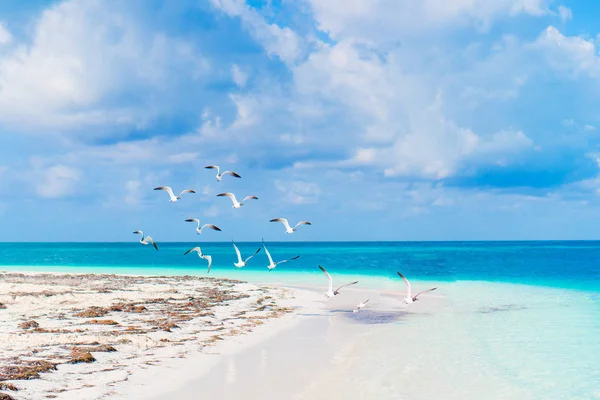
[134,165,437,313]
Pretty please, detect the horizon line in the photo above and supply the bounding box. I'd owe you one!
[1,239,600,244]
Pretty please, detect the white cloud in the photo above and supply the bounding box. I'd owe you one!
[36,165,82,198]
[231,64,248,87]
[0,0,206,133]
[306,0,553,41]
[0,22,12,45]
[535,26,600,78]
[211,0,303,65]
[275,179,321,204]
[290,35,535,179]
[167,152,198,164]
[228,94,262,129]
[124,180,141,205]
[203,205,220,217]
[557,5,572,22]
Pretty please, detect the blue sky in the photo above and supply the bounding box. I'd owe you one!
[1,0,600,242]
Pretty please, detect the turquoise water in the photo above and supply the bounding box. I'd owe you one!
[1,241,600,398]
[1,241,599,290]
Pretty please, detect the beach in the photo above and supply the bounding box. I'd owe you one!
[0,272,300,399]
[2,270,600,399]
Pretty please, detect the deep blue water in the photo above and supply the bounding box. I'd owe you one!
[1,241,599,290]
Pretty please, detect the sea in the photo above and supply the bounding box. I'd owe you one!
[1,240,599,288]
[1,241,599,399]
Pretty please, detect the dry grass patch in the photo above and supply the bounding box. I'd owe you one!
[69,348,96,364]
[0,360,57,381]
[87,319,118,326]
[78,345,117,353]
[74,307,109,318]
[109,303,147,313]
[0,383,17,391]
[18,320,39,330]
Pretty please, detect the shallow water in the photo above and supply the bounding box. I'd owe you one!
[152,282,600,400]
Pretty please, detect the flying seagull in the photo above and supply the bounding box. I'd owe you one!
[270,218,312,234]
[263,240,300,271]
[205,165,241,182]
[353,298,370,313]
[217,192,258,208]
[319,265,358,298]
[133,230,158,251]
[232,241,261,268]
[184,218,222,235]
[397,272,437,304]
[154,186,195,202]
[184,246,213,273]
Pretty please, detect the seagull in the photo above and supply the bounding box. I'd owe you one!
[184,246,213,273]
[217,192,258,208]
[319,266,358,298]
[263,240,300,271]
[133,230,158,250]
[154,186,195,202]
[205,165,241,182]
[184,218,222,235]
[269,218,312,234]
[232,241,261,268]
[397,272,437,304]
[353,298,370,313]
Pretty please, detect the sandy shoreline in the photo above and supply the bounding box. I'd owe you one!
[2,272,599,399]
[0,272,305,400]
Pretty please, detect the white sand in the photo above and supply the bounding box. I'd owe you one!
[0,272,298,400]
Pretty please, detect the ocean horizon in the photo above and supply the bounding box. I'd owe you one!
[2,240,599,291]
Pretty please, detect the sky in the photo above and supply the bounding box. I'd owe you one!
[1,0,600,242]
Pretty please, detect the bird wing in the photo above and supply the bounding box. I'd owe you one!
[133,230,143,235]
[232,242,243,263]
[145,236,158,250]
[202,255,213,273]
[242,195,258,202]
[276,255,299,266]
[201,224,221,232]
[397,272,412,298]
[217,192,238,205]
[244,247,261,263]
[270,218,291,231]
[262,241,274,265]
[413,287,438,300]
[335,281,359,293]
[205,165,220,174]
[177,189,195,197]
[319,266,333,292]
[222,171,241,178]
[154,186,175,199]
[184,247,201,255]
[185,218,201,228]
[363,298,370,304]
[294,221,312,229]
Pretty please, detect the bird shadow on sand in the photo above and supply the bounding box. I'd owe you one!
[477,304,528,314]
[328,309,410,324]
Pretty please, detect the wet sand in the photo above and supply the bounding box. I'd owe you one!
[143,282,600,400]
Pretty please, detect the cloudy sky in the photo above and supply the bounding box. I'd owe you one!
[1,0,599,242]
